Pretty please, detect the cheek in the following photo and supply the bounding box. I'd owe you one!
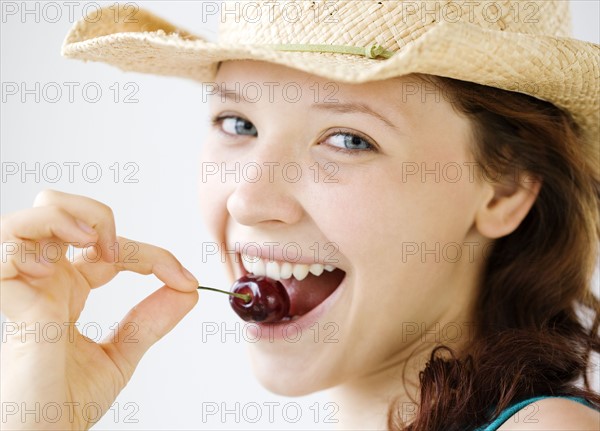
[313,157,482,287]
[197,144,231,241]
[313,171,481,359]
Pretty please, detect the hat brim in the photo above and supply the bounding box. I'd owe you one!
[62,9,599,170]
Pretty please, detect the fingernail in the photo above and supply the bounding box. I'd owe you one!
[181,266,198,284]
[75,219,95,235]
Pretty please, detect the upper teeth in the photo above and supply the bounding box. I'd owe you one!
[241,254,336,281]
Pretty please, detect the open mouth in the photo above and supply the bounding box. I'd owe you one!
[236,253,346,320]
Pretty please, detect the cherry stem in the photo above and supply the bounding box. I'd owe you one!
[197,285,251,303]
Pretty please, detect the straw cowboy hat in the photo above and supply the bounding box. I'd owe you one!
[62,1,599,169]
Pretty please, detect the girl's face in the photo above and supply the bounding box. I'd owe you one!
[199,60,491,395]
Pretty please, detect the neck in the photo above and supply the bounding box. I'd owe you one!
[329,236,486,429]
[329,309,477,430]
[328,348,423,430]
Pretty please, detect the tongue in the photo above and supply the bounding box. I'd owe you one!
[279,268,345,317]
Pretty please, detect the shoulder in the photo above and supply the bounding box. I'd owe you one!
[497,397,599,430]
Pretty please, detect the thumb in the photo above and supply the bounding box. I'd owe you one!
[102,285,198,380]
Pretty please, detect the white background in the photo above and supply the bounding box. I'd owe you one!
[1,1,599,430]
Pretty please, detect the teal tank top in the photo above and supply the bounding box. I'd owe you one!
[474,396,598,431]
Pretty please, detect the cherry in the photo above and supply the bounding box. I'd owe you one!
[197,275,290,323]
[229,275,290,323]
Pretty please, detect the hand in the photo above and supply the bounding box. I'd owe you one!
[1,190,199,430]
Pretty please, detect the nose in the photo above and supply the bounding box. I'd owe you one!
[226,155,304,226]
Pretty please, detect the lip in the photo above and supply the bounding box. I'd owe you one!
[232,252,346,340]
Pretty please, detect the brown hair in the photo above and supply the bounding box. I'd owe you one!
[388,76,600,430]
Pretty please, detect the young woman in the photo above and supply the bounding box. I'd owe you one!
[2,1,599,430]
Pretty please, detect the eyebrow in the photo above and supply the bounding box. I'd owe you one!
[208,86,402,132]
[311,102,401,132]
[209,86,246,102]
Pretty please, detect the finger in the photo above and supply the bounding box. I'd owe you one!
[0,240,56,280]
[1,208,96,280]
[2,206,97,245]
[0,237,76,321]
[33,189,117,263]
[101,285,199,379]
[73,236,199,292]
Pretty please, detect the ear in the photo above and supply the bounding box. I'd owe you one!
[475,171,542,239]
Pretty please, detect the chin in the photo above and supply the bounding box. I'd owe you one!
[248,345,338,396]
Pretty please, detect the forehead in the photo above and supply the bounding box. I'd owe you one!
[211,60,450,123]
[214,59,424,92]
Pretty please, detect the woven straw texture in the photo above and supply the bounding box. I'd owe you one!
[62,1,599,170]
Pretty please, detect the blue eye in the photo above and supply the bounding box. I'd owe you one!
[213,115,257,137]
[324,132,376,153]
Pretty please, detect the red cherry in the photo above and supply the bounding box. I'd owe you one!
[229,275,290,323]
